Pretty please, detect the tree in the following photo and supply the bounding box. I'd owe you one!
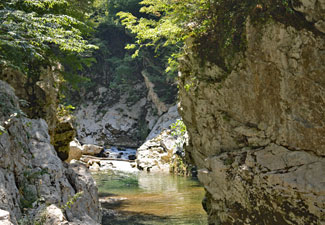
[0,0,97,74]
[117,0,206,70]
[117,0,301,70]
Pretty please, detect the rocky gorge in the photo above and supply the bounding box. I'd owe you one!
[1,0,325,224]
[178,1,325,224]
[0,68,183,224]
[73,69,176,148]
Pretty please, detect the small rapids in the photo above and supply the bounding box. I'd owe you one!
[99,146,137,161]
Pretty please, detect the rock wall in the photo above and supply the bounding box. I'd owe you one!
[136,105,192,175]
[178,2,325,224]
[74,83,160,147]
[142,70,169,116]
[136,105,180,173]
[0,67,76,161]
[0,81,101,225]
[74,76,178,148]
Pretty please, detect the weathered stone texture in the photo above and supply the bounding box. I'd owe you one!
[136,105,188,173]
[136,130,181,173]
[0,81,101,225]
[179,13,325,225]
[74,85,154,147]
[0,67,75,160]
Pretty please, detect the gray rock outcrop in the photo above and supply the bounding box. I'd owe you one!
[0,81,101,225]
[74,85,158,147]
[136,106,188,173]
[74,69,177,148]
[0,67,76,161]
[137,130,179,172]
[178,4,325,224]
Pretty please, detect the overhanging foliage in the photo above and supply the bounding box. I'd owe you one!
[0,0,97,73]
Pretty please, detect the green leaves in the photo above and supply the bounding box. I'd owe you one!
[117,0,210,71]
[0,125,6,135]
[171,119,187,137]
[0,0,97,73]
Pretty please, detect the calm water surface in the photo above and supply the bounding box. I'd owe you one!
[93,171,207,225]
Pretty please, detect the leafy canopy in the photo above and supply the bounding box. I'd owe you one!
[117,0,303,70]
[0,0,97,73]
[117,0,210,70]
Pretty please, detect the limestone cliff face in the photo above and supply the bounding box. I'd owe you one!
[0,67,75,161]
[74,72,176,148]
[74,83,158,147]
[136,105,184,172]
[0,81,101,224]
[179,2,325,224]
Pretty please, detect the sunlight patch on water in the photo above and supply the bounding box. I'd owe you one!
[93,171,207,225]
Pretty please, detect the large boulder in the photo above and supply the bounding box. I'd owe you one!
[82,144,103,156]
[66,139,84,162]
[137,130,177,172]
[136,127,188,173]
[136,105,181,172]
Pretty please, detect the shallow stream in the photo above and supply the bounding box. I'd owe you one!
[93,171,207,225]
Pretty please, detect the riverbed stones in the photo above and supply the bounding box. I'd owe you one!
[82,144,103,156]
[67,141,106,163]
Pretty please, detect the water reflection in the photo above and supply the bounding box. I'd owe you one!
[94,171,207,225]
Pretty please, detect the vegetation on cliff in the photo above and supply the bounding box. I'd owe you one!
[118,0,318,71]
[71,0,177,107]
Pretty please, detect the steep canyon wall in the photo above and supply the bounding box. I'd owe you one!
[179,1,325,224]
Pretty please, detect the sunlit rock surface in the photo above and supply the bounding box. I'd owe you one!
[146,105,179,140]
[0,67,75,161]
[74,84,159,147]
[0,81,101,225]
[179,9,325,225]
[136,105,187,173]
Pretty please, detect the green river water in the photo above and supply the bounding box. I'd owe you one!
[93,171,207,225]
